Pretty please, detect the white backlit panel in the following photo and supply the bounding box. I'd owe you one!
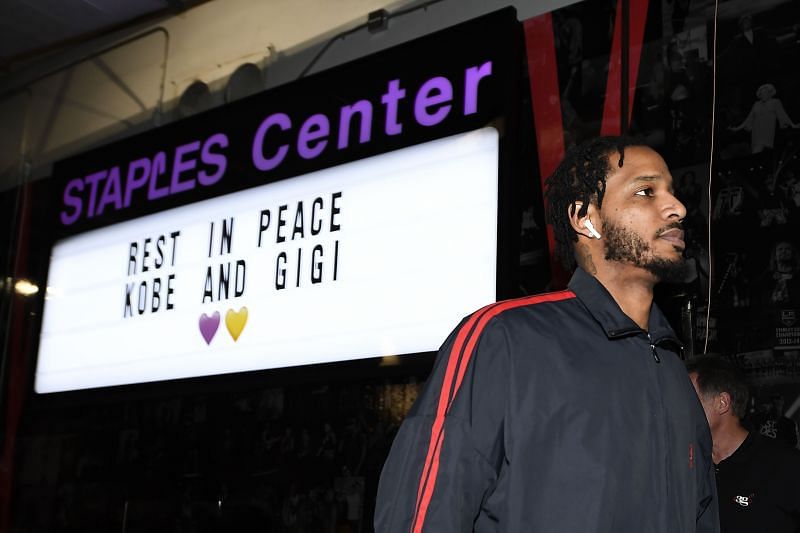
[35,127,499,392]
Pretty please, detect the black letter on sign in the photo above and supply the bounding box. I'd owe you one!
[203,266,214,303]
[124,283,134,317]
[277,205,287,243]
[258,209,270,247]
[128,243,138,275]
[292,201,305,240]
[152,277,161,312]
[275,252,287,289]
[137,281,147,315]
[235,259,246,297]
[311,245,323,284]
[155,236,165,268]
[220,218,234,255]
[218,263,230,301]
[330,192,342,231]
[166,274,175,310]
[311,197,323,235]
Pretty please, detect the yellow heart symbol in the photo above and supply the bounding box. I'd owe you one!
[225,307,248,341]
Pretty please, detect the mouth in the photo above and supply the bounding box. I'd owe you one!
[657,227,685,250]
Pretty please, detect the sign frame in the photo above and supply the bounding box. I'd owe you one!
[24,8,530,401]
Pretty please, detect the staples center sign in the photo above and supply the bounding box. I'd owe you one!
[35,10,521,393]
[58,61,494,228]
[35,129,499,393]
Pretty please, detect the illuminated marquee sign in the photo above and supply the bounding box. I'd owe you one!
[36,129,499,392]
[35,9,523,393]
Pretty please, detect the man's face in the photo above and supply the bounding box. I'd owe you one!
[598,146,688,282]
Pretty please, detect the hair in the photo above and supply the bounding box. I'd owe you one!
[685,356,749,419]
[544,136,647,271]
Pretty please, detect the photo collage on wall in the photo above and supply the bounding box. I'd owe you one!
[709,0,800,392]
[538,0,800,442]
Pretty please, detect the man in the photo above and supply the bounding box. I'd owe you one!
[375,137,718,532]
[686,356,800,532]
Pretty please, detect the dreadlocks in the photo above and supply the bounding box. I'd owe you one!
[544,136,646,271]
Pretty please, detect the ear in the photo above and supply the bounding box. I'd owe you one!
[716,392,733,416]
[568,201,600,240]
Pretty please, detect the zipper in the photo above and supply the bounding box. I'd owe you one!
[647,333,661,363]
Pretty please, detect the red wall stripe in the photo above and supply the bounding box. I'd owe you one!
[523,14,565,287]
[601,0,650,135]
[525,2,650,288]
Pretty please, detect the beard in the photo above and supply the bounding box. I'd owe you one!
[602,218,689,283]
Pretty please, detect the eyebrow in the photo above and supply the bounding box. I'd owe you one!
[631,174,675,193]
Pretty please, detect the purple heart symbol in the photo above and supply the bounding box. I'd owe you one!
[199,311,220,345]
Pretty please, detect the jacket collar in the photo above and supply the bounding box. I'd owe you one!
[567,267,681,346]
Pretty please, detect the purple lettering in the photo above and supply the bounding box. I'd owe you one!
[198,133,228,186]
[338,100,372,149]
[61,178,84,225]
[124,157,151,208]
[96,166,123,216]
[414,76,453,127]
[84,170,107,218]
[382,79,406,135]
[148,152,169,200]
[464,61,492,115]
[170,140,200,194]
[252,113,291,171]
[298,114,329,159]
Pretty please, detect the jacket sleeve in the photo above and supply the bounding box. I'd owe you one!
[374,314,510,532]
[693,404,720,533]
[695,460,720,533]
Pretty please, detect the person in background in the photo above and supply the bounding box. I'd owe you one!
[755,240,800,307]
[687,356,800,533]
[375,136,718,532]
[729,83,800,155]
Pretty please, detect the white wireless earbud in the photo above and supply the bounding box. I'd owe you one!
[585,220,602,239]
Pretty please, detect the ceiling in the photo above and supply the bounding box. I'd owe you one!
[0,0,200,68]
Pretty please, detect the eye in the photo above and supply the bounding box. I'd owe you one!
[635,188,654,197]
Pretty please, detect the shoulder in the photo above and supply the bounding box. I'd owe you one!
[475,289,578,324]
[440,289,578,358]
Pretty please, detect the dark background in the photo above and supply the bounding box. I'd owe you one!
[3,0,800,531]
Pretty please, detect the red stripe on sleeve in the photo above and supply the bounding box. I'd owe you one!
[411,301,496,529]
[411,290,576,532]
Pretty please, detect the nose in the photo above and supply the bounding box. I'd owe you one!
[665,190,687,221]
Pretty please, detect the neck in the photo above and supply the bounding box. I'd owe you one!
[711,419,749,464]
[592,264,656,330]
